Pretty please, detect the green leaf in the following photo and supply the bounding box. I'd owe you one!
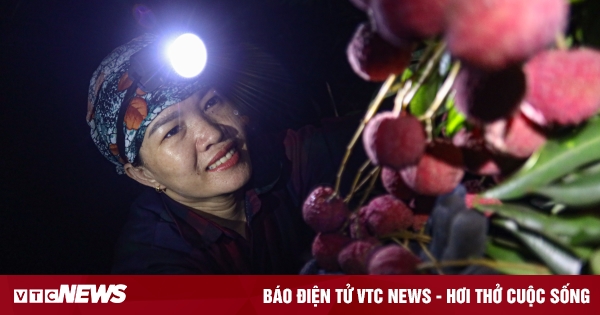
[485,240,551,275]
[483,117,600,200]
[535,172,600,208]
[409,75,440,116]
[590,249,600,274]
[492,219,582,275]
[444,98,466,137]
[476,203,600,247]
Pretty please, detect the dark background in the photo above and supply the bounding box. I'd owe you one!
[0,0,378,273]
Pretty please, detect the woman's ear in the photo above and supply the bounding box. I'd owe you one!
[124,163,159,188]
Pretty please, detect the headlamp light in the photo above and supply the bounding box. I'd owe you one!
[116,32,208,163]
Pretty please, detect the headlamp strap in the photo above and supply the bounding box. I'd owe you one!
[115,78,140,164]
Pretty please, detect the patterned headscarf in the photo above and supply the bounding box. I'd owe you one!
[86,33,208,174]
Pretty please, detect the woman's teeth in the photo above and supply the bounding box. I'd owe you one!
[207,148,236,170]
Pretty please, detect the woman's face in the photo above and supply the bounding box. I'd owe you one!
[135,88,252,201]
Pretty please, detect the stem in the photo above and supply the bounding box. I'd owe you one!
[358,167,381,208]
[555,33,568,50]
[402,42,447,109]
[352,166,381,198]
[344,159,372,203]
[392,237,414,255]
[382,230,431,243]
[419,61,461,140]
[418,241,444,275]
[392,80,412,116]
[417,258,552,274]
[333,74,396,196]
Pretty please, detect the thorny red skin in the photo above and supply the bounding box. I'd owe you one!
[302,186,350,233]
[363,194,414,237]
[453,64,526,123]
[312,233,353,271]
[349,210,371,240]
[452,129,502,176]
[523,48,600,126]
[363,112,426,169]
[347,22,413,82]
[338,239,380,274]
[381,167,416,200]
[484,111,546,159]
[445,0,568,70]
[370,0,450,44]
[401,141,464,196]
[367,244,421,275]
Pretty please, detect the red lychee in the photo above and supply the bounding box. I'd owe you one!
[349,210,371,240]
[312,233,352,271]
[401,141,464,196]
[445,0,569,70]
[381,167,415,200]
[347,22,413,82]
[412,213,429,232]
[367,244,421,274]
[523,48,600,126]
[337,239,380,274]
[363,112,426,169]
[484,111,547,159]
[370,0,450,44]
[302,186,350,233]
[453,64,526,123]
[362,194,414,237]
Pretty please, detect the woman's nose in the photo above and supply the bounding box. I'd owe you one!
[192,115,223,152]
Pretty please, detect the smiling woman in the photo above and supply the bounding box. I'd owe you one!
[87,32,365,274]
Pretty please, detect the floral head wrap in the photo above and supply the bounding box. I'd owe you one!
[86,33,208,174]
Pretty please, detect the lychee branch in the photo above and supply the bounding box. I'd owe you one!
[333,74,397,196]
[357,167,381,208]
[344,159,372,203]
[418,241,444,275]
[391,237,415,255]
[419,61,461,140]
[382,230,431,243]
[350,166,381,201]
[402,42,447,109]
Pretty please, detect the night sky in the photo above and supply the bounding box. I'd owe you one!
[0,0,378,273]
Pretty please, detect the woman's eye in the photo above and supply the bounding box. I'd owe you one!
[164,125,180,139]
[204,95,221,111]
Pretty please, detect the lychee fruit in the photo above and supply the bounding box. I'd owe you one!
[362,194,414,236]
[370,0,450,44]
[349,210,371,239]
[445,0,569,70]
[347,22,413,82]
[363,112,426,169]
[412,213,430,232]
[453,64,526,123]
[484,111,547,159]
[337,239,380,274]
[401,141,464,196]
[381,167,415,200]
[367,245,421,274]
[303,186,350,233]
[523,48,600,126]
[312,233,352,271]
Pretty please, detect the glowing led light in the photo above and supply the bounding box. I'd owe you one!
[168,33,207,78]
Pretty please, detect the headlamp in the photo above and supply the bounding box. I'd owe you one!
[116,33,208,163]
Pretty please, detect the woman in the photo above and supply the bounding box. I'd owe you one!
[87,33,365,274]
